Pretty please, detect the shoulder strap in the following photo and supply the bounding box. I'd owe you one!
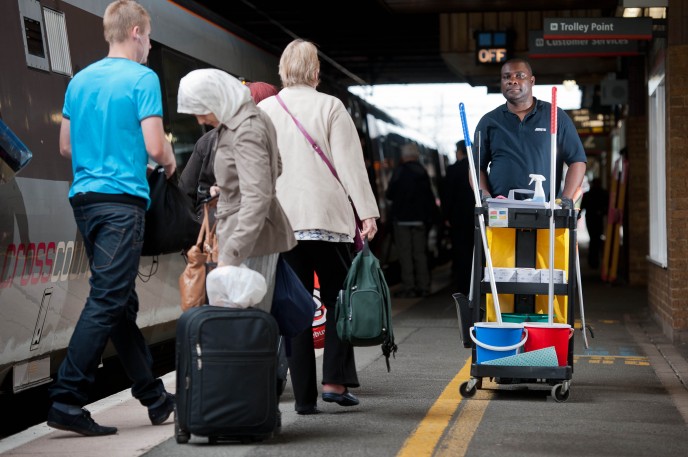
[274,94,341,184]
[275,94,363,242]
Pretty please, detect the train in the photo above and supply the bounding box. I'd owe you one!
[0,0,444,400]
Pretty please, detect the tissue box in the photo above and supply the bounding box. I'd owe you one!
[516,268,541,283]
[483,267,516,282]
[540,269,565,284]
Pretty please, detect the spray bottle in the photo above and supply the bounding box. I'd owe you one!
[529,174,546,202]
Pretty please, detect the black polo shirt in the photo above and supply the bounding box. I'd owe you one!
[473,98,586,199]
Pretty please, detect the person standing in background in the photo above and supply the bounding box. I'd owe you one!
[47,0,176,436]
[385,143,438,298]
[258,39,379,415]
[474,58,586,206]
[581,177,609,269]
[247,81,280,105]
[441,140,475,296]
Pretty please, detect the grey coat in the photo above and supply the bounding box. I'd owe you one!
[214,103,297,266]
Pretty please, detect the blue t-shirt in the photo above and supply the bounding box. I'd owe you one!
[63,57,163,207]
[473,98,586,200]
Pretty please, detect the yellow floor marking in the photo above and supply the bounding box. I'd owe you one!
[434,389,490,457]
[396,359,472,457]
[625,359,650,366]
[396,352,650,457]
[575,355,649,366]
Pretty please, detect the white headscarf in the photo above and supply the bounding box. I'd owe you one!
[177,69,252,125]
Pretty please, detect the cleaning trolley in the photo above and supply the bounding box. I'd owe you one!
[456,91,579,403]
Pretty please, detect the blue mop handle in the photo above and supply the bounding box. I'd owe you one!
[458,102,502,324]
[459,102,472,148]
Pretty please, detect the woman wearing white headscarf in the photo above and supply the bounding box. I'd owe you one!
[177,69,296,312]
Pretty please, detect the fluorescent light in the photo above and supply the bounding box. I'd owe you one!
[623,8,642,17]
[563,80,578,91]
[647,7,666,18]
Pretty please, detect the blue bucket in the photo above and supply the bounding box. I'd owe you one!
[469,322,527,364]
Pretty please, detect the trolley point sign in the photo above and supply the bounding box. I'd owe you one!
[543,18,653,41]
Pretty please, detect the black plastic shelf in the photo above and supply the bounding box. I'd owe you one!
[480,281,568,295]
[471,364,573,380]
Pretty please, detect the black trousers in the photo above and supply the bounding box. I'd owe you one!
[281,240,359,412]
[451,225,475,296]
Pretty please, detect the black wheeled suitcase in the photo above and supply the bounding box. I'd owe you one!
[174,306,280,444]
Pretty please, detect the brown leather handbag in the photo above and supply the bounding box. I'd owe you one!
[179,198,218,311]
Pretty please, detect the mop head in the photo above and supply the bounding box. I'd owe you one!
[482,347,558,366]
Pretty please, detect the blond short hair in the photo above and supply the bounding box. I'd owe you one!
[103,0,150,45]
[278,39,320,88]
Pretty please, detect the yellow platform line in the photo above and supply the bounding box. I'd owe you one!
[434,387,489,457]
[575,355,647,359]
[397,359,472,457]
[575,355,649,366]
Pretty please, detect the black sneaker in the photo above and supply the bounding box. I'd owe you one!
[47,407,117,436]
[148,392,175,425]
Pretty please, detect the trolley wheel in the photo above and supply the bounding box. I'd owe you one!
[551,383,571,402]
[459,379,478,398]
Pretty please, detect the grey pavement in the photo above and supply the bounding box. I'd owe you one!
[3,257,687,456]
[143,260,688,457]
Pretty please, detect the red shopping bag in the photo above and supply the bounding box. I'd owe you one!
[313,273,326,349]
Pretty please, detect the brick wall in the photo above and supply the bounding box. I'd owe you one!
[649,264,671,336]
[653,43,688,343]
[626,115,648,287]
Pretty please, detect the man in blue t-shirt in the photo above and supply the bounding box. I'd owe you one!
[47,0,176,437]
[474,58,586,204]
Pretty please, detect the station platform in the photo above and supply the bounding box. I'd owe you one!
[1,260,688,457]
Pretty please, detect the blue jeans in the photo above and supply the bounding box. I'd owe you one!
[49,202,164,407]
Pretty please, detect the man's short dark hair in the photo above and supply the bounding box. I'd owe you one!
[501,57,533,75]
[456,140,467,154]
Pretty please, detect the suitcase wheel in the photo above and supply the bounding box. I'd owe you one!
[174,413,190,444]
[176,431,190,444]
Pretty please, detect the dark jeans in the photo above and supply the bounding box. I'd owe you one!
[281,241,358,412]
[394,223,430,293]
[49,202,164,407]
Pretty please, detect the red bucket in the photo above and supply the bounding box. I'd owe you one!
[523,323,573,366]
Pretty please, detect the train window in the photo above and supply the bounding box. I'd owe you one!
[24,18,44,57]
[43,7,73,76]
[150,47,205,171]
[18,0,50,72]
[0,118,33,185]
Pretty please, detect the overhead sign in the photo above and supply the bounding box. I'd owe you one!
[528,31,641,58]
[475,31,510,64]
[543,18,652,40]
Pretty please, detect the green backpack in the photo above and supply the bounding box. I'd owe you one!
[336,238,397,371]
